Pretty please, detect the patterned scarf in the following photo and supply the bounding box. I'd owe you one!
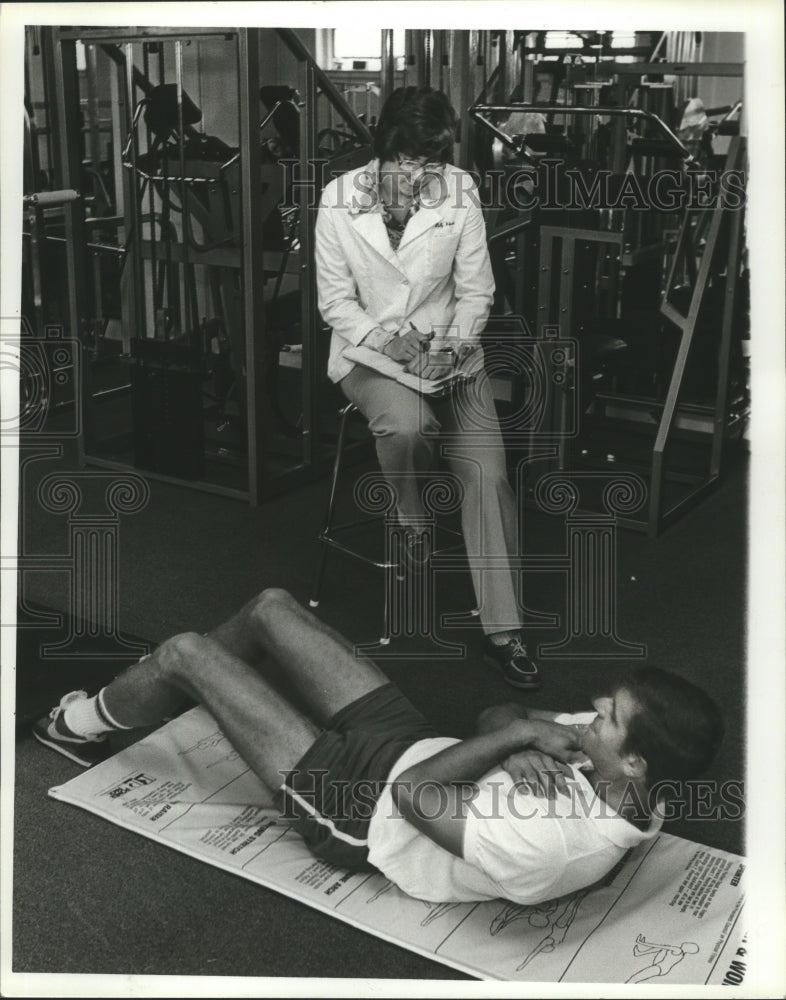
[348,160,445,251]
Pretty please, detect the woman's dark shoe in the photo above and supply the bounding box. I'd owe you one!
[484,634,541,690]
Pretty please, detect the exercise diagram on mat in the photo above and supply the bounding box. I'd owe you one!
[49,706,747,984]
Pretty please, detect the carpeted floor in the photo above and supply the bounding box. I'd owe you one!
[12,440,747,979]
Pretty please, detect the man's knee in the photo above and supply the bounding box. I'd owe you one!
[249,587,301,627]
[157,631,207,676]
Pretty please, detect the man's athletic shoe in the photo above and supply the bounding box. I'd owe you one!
[485,635,541,691]
[32,690,111,767]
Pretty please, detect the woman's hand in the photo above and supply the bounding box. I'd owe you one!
[454,341,478,364]
[383,327,431,363]
[404,348,455,380]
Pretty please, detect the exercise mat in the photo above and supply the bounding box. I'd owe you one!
[49,706,747,985]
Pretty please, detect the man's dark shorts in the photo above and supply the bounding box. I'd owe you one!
[274,683,440,870]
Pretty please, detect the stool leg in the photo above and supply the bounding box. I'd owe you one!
[309,546,330,609]
[379,563,393,645]
[309,406,352,608]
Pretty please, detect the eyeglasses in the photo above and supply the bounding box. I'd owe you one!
[395,154,444,173]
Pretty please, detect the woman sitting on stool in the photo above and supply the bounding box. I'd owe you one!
[315,85,538,689]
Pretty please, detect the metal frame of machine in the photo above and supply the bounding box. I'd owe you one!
[27,26,374,504]
[22,28,747,533]
[466,47,745,536]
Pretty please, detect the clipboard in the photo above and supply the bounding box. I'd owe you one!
[344,345,477,398]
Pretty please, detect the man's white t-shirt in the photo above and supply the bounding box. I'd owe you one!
[366,713,662,904]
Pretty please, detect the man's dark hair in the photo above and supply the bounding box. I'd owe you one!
[373,86,457,164]
[619,667,725,788]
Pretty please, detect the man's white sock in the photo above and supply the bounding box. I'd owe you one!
[97,688,134,730]
[62,688,132,738]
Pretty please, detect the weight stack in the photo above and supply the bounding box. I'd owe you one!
[132,341,205,480]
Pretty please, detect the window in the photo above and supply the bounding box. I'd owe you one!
[543,32,585,50]
[611,32,638,49]
[332,28,405,71]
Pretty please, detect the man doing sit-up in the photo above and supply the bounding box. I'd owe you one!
[34,589,724,905]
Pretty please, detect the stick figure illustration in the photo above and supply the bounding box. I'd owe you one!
[365,882,460,927]
[515,890,589,971]
[366,879,394,904]
[489,890,590,970]
[419,902,463,927]
[626,934,699,983]
[490,900,557,936]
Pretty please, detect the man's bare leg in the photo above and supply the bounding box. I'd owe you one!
[100,587,389,738]
[99,632,320,790]
[37,590,392,774]
[203,588,391,724]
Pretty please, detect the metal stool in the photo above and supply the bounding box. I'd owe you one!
[309,403,470,644]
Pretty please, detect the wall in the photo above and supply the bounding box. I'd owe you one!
[699,32,745,119]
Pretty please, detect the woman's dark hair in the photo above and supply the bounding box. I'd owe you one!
[619,667,725,788]
[373,86,457,164]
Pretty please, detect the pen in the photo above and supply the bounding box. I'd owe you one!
[406,323,434,353]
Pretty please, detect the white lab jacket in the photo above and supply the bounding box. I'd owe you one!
[315,160,495,383]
